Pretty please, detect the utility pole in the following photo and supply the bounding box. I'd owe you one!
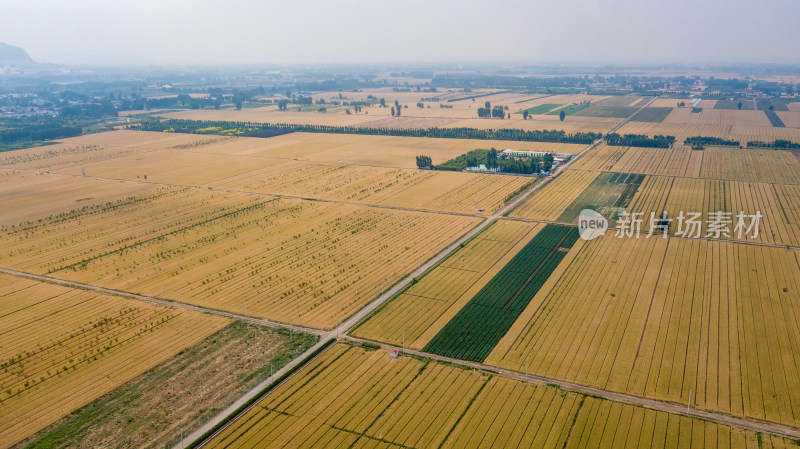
[688,389,692,414]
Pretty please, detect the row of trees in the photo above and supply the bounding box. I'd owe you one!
[134,119,603,144]
[606,133,675,148]
[0,124,82,144]
[747,139,800,149]
[684,136,740,147]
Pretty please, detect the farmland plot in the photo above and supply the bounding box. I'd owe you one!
[0,171,155,226]
[204,344,797,449]
[352,220,543,348]
[165,131,584,168]
[555,172,644,223]
[568,144,629,172]
[509,170,600,221]
[700,146,800,184]
[488,234,800,428]
[626,175,800,246]
[0,131,226,171]
[211,160,533,215]
[0,274,229,448]
[609,146,694,177]
[0,187,479,329]
[617,120,800,149]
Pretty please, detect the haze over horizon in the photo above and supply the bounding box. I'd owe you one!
[2,0,799,67]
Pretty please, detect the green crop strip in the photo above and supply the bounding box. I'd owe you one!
[423,224,579,362]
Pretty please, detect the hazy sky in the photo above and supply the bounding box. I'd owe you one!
[2,0,799,66]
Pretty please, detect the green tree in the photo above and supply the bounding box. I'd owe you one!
[560,110,566,121]
[737,101,743,110]
[391,106,396,116]
[415,155,432,169]
[485,101,491,109]
[522,110,529,120]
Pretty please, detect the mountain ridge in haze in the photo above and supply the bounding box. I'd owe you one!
[0,42,35,65]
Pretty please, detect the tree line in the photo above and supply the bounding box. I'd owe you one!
[684,136,740,147]
[605,133,675,148]
[747,139,800,150]
[134,119,603,144]
[0,124,82,145]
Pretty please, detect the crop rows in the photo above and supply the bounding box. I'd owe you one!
[204,344,798,449]
[0,187,479,329]
[212,160,532,215]
[0,130,223,171]
[568,144,629,172]
[0,274,229,448]
[626,175,800,246]
[423,224,579,362]
[509,169,600,221]
[700,147,800,184]
[488,234,800,428]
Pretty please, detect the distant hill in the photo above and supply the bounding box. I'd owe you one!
[0,42,34,65]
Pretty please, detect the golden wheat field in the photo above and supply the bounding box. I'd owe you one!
[0,274,229,448]
[209,160,533,215]
[0,186,480,330]
[486,234,800,428]
[626,175,800,246]
[568,144,800,184]
[37,130,581,170]
[508,169,600,221]
[617,120,800,146]
[204,344,797,449]
[0,171,156,226]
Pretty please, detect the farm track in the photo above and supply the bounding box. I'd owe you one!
[342,335,800,442]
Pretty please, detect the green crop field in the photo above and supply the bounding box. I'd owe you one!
[765,109,786,127]
[714,100,755,110]
[630,107,673,122]
[548,104,591,116]
[516,103,562,115]
[574,105,639,118]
